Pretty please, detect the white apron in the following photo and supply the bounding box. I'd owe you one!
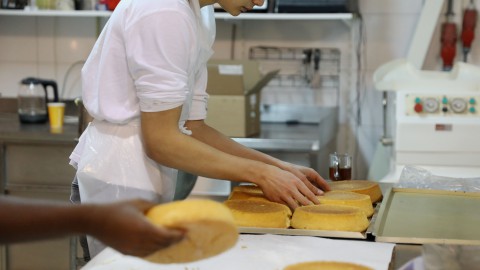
[72,2,215,258]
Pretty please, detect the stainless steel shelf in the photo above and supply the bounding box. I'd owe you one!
[0,9,111,17]
[233,138,319,152]
[215,12,354,20]
[0,9,354,21]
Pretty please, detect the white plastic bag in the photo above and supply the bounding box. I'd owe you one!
[76,119,177,204]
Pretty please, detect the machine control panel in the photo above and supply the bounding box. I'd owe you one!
[406,94,479,116]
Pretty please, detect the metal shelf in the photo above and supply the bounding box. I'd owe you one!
[215,12,354,20]
[0,9,353,20]
[0,9,111,17]
[215,12,353,20]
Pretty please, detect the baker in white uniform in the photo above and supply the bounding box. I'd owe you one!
[70,0,330,259]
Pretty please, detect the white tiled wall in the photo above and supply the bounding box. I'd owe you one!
[0,16,98,99]
[2,0,480,178]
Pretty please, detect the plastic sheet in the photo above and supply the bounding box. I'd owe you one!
[395,166,480,193]
[76,120,177,205]
[399,245,480,270]
[423,244,480,270]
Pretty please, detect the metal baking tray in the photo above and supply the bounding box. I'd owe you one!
[238,227,367,239]
[238,204,383,240]
[373,188,480,245]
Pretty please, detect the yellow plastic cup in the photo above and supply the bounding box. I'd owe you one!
[37,0,56,10]
[47,102,65,132]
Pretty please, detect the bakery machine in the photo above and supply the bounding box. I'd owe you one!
[371,0,480,182]
[374,60,480,181]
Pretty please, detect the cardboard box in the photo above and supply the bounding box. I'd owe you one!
[205,60,278,137]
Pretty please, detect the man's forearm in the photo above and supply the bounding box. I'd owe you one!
[0,196,86,244]
[185,120,286,169]
[142,108,271,184]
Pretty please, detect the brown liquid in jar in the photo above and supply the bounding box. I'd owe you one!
[329,167,352,181]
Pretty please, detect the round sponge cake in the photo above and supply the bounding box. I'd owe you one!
[284,261,373,270]
[291,204,369,232]
[145,199,238,264]
[318,191,374,217]
[224,199,292,228]
[328,180,383,203]
[228,185,266,200]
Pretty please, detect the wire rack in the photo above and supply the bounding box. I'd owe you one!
[249,46,341,108]
[249,46,341,90]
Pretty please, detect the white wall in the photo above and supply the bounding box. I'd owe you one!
[0,16,101,99]
[355,0,424,178]
[1,0,479,179]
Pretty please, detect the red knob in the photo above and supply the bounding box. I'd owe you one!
[414,103,423,113]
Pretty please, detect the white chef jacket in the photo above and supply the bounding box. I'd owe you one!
[82,0,211,123]
[70,0,215,167]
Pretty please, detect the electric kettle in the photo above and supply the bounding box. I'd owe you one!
[18,77,59,124]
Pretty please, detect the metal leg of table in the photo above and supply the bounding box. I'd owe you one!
[0,143,7,270]
[0,246,8,270]
[0,143,5,195]
[70,237,77,270]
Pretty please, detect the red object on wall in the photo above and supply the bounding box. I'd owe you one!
[106,0,120,11]
[440,22,457,70]
[461,9,477,49]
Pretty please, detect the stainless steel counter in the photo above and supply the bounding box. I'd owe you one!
[0,112,79,144]
[0,112,79,192]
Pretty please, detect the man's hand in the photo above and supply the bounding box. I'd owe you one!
[254,163,330,210]
[282,162,331,194]
[88,199,185,257]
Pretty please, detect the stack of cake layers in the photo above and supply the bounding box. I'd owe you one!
[224,180,383,232]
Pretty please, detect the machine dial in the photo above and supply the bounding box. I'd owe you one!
[451,98,467,113]
[423,97,439,113]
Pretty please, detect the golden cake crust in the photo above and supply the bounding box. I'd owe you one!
[228,185,266,200]
[328,180,383,203]
[224,199,291,228]
[318,191,374,217]
[291,204,369,232]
